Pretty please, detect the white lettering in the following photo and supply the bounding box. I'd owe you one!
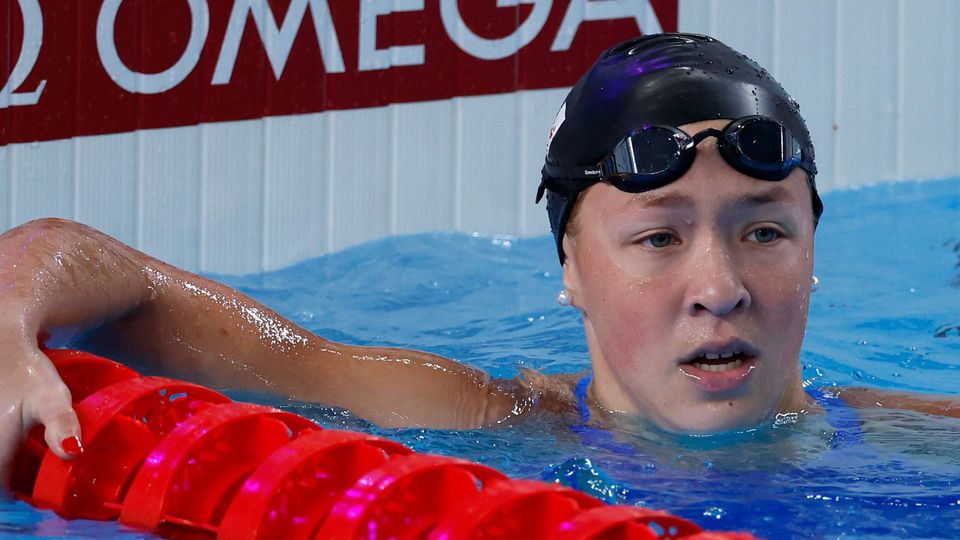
[213,0,345,84]
[358,0,425,71]
[97,0,209,94]
[0,0,46,108]
[440,0,551,61]
[551,0,662,52]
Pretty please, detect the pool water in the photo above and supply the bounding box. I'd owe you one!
[3,177,960,539]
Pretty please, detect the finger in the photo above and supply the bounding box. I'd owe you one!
[41,409,83,460]
[29,382,82,461]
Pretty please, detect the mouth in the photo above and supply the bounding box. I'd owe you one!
[688,352,745,372]
[679,340,758,392]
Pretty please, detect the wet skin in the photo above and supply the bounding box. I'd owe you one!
[562,119,815,432]
[3,123,960,489]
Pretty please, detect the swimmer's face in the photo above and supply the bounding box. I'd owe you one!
[562,119,814,432]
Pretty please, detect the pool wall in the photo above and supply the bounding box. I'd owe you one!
[1,0,958,274]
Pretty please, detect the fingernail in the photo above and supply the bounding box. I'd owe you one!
[60,436,83,457]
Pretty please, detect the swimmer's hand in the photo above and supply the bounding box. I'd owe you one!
[0,340,82,490]
[0,217,179,489]
[0,218,148,488]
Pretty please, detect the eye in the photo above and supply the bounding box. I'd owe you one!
[641,232,679,248]
[749,227,780,244]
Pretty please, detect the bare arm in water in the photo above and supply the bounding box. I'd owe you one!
[837,387,960,418]
[0,218,525,487]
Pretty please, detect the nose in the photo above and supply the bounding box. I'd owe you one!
[685,241,751,317]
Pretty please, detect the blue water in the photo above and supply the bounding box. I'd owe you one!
[4,177,960,539]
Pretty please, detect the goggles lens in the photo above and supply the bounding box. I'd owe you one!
[537,116,802,201]
[607,126,690,176]
[721,116,801,178]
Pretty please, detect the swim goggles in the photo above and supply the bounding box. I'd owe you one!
[536,115,802,202]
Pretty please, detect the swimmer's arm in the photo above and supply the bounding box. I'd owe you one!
[836,387,960,418]
[0,219,522,480]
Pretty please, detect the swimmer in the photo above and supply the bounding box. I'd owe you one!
[1,33,958,488]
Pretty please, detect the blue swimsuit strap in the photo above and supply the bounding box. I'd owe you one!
[571,373,638,454]
[805,386,866,449]
[574,373,593,424]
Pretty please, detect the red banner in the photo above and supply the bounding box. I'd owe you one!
[0,0,677,145]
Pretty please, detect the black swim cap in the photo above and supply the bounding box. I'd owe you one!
[541,33,822,263]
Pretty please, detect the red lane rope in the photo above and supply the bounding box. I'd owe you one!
[12,349,759,540]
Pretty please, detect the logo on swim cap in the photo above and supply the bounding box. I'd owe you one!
[546,102,566,153]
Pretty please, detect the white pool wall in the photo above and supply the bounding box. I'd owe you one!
[2,0,958,274]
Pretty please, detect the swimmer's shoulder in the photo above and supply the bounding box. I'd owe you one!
[509,368,586,418]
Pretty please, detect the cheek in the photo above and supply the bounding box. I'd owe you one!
[575,243,674,366]
[749,252,812,345]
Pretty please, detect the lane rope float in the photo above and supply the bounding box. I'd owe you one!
[12,349,758,539]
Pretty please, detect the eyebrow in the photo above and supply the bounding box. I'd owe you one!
[630,184,794,210]
[730,184,795,208]
[630,192,696,209]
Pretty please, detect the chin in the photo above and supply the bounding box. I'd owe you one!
[657,403,772,434]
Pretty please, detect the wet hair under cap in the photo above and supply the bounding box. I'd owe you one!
[541,33,823,264]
